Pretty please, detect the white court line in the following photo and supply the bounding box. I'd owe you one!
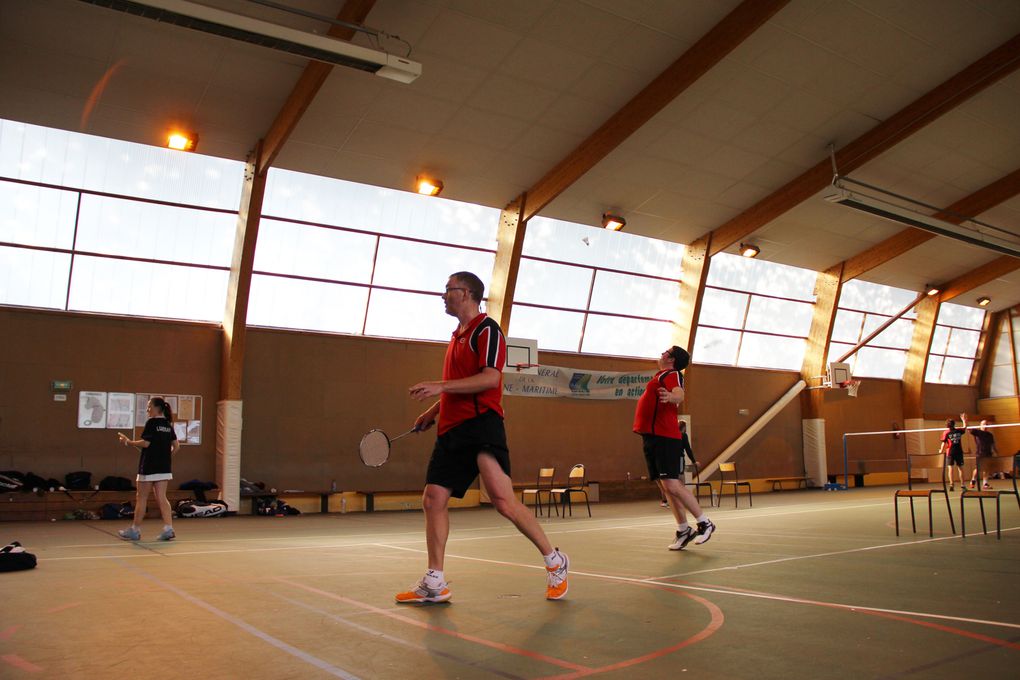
[374,543,1020,632]
[116,560,362,679]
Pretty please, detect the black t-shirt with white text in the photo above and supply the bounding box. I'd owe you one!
[139,417,176,475]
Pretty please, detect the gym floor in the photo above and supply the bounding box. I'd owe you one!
[2,486,1018,679]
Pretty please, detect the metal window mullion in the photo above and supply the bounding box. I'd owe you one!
[64,192,83,311]
[361,234,381,335]
[577,268,597,353]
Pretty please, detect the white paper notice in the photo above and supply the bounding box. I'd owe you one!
[107,392,135,429]
[186,420,202,445]
[78,391,108,428]
[173,421,188,442]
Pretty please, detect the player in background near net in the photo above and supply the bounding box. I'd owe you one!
[634,346,715,550]
[939,418,966,492]
[397,271,569,604]
[961,413,997,489]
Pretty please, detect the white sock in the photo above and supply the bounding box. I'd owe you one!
[424,569,444,586]
[543,551,561,568]
[695,514,708,524]
[164,525,173,532]
[677,522,690,532]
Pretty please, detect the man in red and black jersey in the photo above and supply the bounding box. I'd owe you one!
[634,346,715,551]
[395,271,569,605]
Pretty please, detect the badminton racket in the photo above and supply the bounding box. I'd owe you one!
[359,426,419,467]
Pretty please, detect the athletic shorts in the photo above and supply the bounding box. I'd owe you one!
[641,434,686,480]
[137,473,172,482]
[426,410,511,499]
[946,449,964,467]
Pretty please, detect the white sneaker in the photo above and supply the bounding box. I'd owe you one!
[668,527,696,550]
[694,520,715,545]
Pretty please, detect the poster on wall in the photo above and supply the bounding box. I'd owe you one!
[135,393,150,426]
[186,420,202,445]
[78,391,108,428]
[106,392,135,430]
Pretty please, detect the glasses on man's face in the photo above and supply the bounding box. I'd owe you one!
[444,286,468,295]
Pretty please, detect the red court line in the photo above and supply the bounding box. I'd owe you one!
[1,654,44,673]
[677,579,1020,652]
[0,626,20,641]
[538,583,725,680]
[43,602,83,615]
[277,578,590,672]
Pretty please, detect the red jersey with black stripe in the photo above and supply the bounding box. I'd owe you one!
[632,369,683,439]
[438,313,507,434]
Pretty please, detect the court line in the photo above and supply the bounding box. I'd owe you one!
[374,543,1020,632]
[278,579,590,672]
[0,654,43,673]
[115,560,363,679]
[268,591,525,680]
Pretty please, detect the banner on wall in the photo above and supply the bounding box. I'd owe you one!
[502,365,657,400]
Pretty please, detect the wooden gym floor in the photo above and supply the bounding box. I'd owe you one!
[1,486,1018,679]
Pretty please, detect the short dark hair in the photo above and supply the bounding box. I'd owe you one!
[946,418,955,429]
[450,271,484,302]
[670,346,690,371]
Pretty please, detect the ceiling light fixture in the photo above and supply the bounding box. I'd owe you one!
[601,213,626,231]
[925,285,941,297]
[977,296,991,307]
[415,175,443,197]
[739,243,760,258]
[824,174,1020,258]
[167,130,198,152]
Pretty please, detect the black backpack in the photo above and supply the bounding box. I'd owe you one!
[65,471,92,490]
[0,542,36,572]
[98,476,135,491]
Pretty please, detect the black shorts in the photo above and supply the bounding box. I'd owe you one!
[426,410,511,499]
[642,434,686,480]
[946,449,964,467]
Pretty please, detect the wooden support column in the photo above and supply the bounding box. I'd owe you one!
[974,310,1003,394]
[487,194,527,331]
[902,296,940,420]
[800,263,844,419]
[674,235,712,416]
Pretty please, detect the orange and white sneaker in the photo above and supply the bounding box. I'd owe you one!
[545,549,569,600]
[395,578,451,604]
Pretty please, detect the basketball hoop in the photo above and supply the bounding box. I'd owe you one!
[840,379,862,397]
[510,363,540,372]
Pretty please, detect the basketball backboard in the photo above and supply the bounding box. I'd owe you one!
[505,337,539,375]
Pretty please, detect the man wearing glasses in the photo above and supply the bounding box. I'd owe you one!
[634,346,716,550]
[397,271,569,604]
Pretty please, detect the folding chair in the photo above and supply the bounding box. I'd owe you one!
[690,461,716,507]
[520,467,556,517]
[894,453,955,537]
[960,455,1019,539]
[550,464,592,518]
[718,462,752,508]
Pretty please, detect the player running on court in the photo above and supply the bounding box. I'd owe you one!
[634,346,715,550]
[396,271,569,604]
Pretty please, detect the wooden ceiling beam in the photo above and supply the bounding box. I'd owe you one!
[707,33,1020,256]
[520,0,790,222]
[939,256,1020,303]
[258,0,377,176]
[841,165,1020,282]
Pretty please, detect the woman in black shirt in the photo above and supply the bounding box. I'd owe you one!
[116,397,179,541]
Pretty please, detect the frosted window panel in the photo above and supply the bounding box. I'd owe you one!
[988,364,1016,397]
[939,357,973,384]
[828,342,855,371]
[991,329,1011,364]
[588,271,680,319]
[522,216,684,277]
[507,305,584,353]
[946,328,979,357]
[75,195,235,266]
[738,333,805,370]
[863,316,913,349]
[364,289,453,341]
[581,316,673,358]
[937,302,984,330]
[930,326,950,354]
[838,279,918,315]
[68,256,227,321]
[699,287,748,329]
[707,253,814,301]
[0,120,244,209]
[248,275,367,334]
[853,347,906,380]
[371,239,495,293]
[693,327,740,366]
[253,219,376,282]
[744,297,813,336]
[1013,328,1020,361]
[263,169,499,249]
[831,310,864,343]
[514,259,592,308]
[0,182,78,248]
[925,355,944,382]
[0,246,70,309]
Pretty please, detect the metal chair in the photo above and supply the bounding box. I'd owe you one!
[718,461,752,508]
[520,467,556,517]
[894,453,955,536]
[550,464,592,518]
[690,461,717,507]
[960,455,1019,539]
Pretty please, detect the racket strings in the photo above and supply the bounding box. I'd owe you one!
[360,430,390,467]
